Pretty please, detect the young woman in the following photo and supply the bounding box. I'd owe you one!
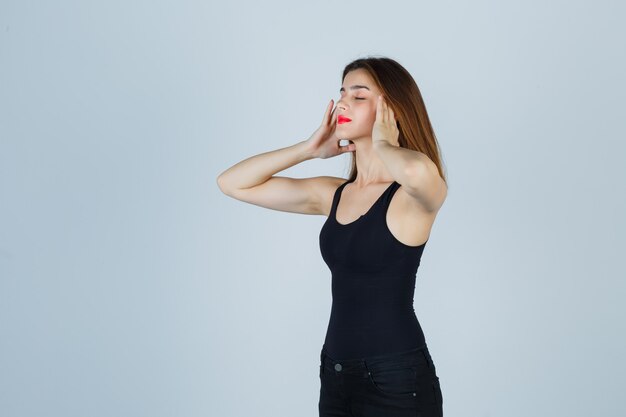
[217,56,448,417]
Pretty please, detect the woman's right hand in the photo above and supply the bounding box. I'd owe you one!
[304,99,356,159]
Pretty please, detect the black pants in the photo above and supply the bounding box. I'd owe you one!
[318,344,443,417]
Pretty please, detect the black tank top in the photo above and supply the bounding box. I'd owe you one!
[318,178,428,360]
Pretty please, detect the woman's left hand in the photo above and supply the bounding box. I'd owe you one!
[372,95,400,147]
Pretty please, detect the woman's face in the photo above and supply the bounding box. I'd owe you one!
[335,69,382,142]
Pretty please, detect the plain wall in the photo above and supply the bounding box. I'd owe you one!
[1,0,625,416]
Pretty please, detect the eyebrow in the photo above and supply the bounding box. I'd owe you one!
[339,85,371,93]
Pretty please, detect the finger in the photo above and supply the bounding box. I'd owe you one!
[391,109,400,127]
[340,143,356,153]
[323,99,333,124]
[376,95,383,122]
[381,96,388,124]
[325,99,334,124]
[328,106,337,125]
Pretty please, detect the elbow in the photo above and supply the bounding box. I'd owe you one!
[216,174,230,195]
[404,161,426,189]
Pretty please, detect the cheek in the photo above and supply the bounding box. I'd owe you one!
[336,104,376,130]
[354,103,376,119]
[362,105,378,123]
[349,111,377,134]
[363,101,376,120]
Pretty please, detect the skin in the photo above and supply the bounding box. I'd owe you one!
[329,69,446,246]
[334,68,399,184]
[216,68,446,248]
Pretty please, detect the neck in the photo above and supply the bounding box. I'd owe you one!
[350,138,394,186]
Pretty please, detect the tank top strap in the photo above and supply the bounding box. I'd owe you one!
[381,181,402,208]
[329,180,352,217]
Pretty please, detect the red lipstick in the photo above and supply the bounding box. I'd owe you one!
[338,115,352,124]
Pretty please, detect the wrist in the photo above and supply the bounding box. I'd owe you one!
[295,139,316,161]
[372,140,391,151]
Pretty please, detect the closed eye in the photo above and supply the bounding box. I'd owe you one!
[338,95,366,101]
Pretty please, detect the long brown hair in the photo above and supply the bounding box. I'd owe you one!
[341,56,448,186]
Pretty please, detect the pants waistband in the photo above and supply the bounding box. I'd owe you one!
[320,344,430,376]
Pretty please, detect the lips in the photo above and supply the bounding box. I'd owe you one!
[338,115,352,124]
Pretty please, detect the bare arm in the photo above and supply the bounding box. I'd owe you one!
[216,140,334,215]
[217,139,313,191]
[216,99,354,216]
[373,142,447,213]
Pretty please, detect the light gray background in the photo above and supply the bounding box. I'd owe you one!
[1,1,624,416]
